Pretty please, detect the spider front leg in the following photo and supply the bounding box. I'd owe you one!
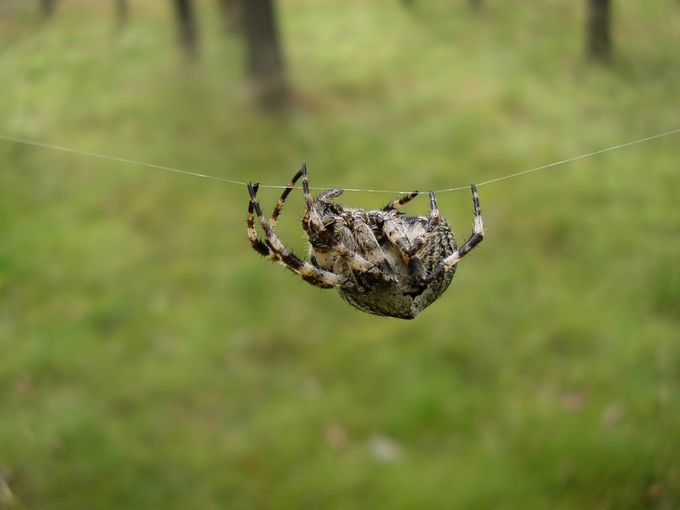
[268,167,304,231]
[247,180,365,294]
[247,165,308,260]
[382,191,419,212]
[422,184,484,283]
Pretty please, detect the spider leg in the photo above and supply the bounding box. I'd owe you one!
[301,163,329,229]
[298,166,337,271]
[379,191,440,263]
[422,184,484,283]
[247,182,275,259]
[382,191,418,211]
[247,180,365,293]
[269,167,304,231]
[333,218,397,286]
[299,163,329,243]
[405,191,440,256]
[379,214,415,259]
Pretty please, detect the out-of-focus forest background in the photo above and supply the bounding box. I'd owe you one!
[1,0,679,508]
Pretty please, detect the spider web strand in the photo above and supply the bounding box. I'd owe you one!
[470,128,680,190]
[0,134,248,186]
[1,128,679,194]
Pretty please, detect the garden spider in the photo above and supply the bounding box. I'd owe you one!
[247,164,484,319]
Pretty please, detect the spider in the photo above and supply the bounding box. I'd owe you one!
[247,164,484,319]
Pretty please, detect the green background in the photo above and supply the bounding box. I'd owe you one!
[1,0,679,508]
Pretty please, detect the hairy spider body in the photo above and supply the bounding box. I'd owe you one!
[332,213,457,319]
[247,164,484,319]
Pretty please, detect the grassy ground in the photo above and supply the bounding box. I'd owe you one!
[1,0,679,508]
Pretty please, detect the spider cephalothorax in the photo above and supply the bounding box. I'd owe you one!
[247,164,484,319]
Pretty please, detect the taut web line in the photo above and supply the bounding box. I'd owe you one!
[1,128,679,194]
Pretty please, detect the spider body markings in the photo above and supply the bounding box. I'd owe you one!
[247,164,484,319]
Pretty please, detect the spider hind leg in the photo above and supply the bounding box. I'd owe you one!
[422,184,484,283]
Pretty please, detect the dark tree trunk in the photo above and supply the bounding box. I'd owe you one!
[115,0,128,27]
[587,0,612,62]
[470,0,482,9]
[173,0,199,57]
[218,0,242,33]
[40,0,55,17]
[240,0,288,109]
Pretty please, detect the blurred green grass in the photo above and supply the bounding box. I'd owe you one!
[1,0,679,508]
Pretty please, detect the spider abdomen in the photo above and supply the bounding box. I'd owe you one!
[334,215,458,319]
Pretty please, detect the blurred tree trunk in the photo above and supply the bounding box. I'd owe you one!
[470,0,482,9]
[39,0,55,17]
[240,0,288,109]
[587,0,612,62]
[115,0,128,26]
[173,0,199,57]
[218,0,242,33]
